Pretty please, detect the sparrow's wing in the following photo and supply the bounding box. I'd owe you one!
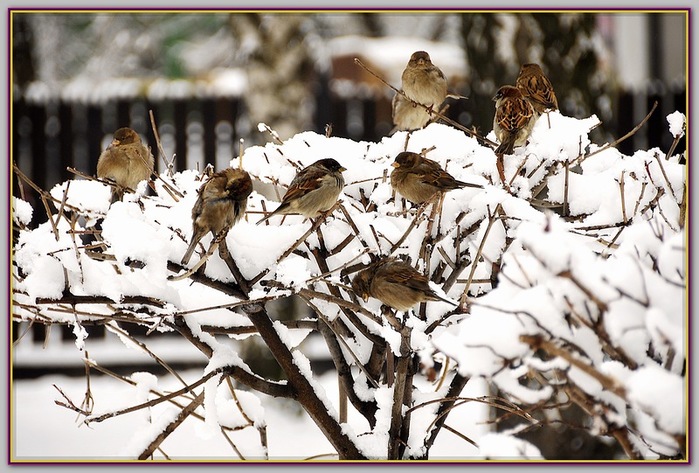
[281,166,327,203]
[382,263,430,291]
[415,161,460,189]
[496,97,535,133]
[518,73,558,110]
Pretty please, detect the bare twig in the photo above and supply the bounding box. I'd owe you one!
[458,204,503,308]
[520,335,626,399]
[563,158,570,217]
[138,390,206,460]
[149,109,174,174]
[354,58,498,148]
[576,101,658,166]
[258,122,284,145]
[652,151,679,201]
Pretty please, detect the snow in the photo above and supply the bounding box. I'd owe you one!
[275,256,313,291]
[12,99,687,460]
[626,365,685,435]
[477,433,543,459]
[12,196,33,227]
[666,111,686,138]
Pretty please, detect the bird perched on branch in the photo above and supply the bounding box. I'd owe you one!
[97,127,154,203]
[515,63,558,114]
[351,257,457,313]
[390,151,483,205]
[492,85,537,156]
[392,51,448,132]
[256,158,346,224]
[181,167,253,265]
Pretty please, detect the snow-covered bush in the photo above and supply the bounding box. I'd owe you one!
[12,109,686,460]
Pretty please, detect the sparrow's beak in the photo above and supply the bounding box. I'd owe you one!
[339,166,347,172]
[362,293,369,302]
[392,162,400,168]
[111,139,120,147]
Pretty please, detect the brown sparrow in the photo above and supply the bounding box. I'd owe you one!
[492,85,537,156]
[392,51,448,132]
[351,257,457,312]
[515,63,558,114]
[256,158,346,224]
[390,151,483,205]
[97,127,155,202]
[181,167,253,265]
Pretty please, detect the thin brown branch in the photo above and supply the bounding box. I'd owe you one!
[138,390,206,460]
[354,58,498,148]
[520,335,626,399]
[149,109,175,177]
[85,367,227,424]
[652,151,679,201]
[442,423,479,449]
[563,157,570,217]
[105,321,191,387]
[458,204,503,307]
[577,101,658,165]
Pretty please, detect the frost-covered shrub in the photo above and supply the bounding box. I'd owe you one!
[12,110,686,460]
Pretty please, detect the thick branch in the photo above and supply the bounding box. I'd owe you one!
[317,317,378,427]
[165,317,293,398]
[420,372,471,457]
[241,302,365,460]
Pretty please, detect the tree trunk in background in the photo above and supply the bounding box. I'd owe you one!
[527,13,612,127]
[461,13,612,141]
[229,13,315,142]
[459,14,511,137]
[12,14,36,92]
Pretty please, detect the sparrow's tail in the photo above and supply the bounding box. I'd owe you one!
[494,139,515,156]
[256,201,290,225]
[180,241,197,266]
[428,290,459,307]
[455,180,484,190]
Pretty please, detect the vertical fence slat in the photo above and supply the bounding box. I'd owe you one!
[330,97,348,139]
[86,104,103,172]
[173,99,188,172]
[58,102,73,182]
[646,92,664,151]
[616,91,635,156]
[201,98,217,169]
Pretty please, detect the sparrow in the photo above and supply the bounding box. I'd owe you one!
[392,51,448,132]
[97,127,154,202]
[515,63,558,114]
[390,151,483,205]
[351,257,457,313]
[256,158,346,224]
[181,167,253,265]
[492,85,537,156]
